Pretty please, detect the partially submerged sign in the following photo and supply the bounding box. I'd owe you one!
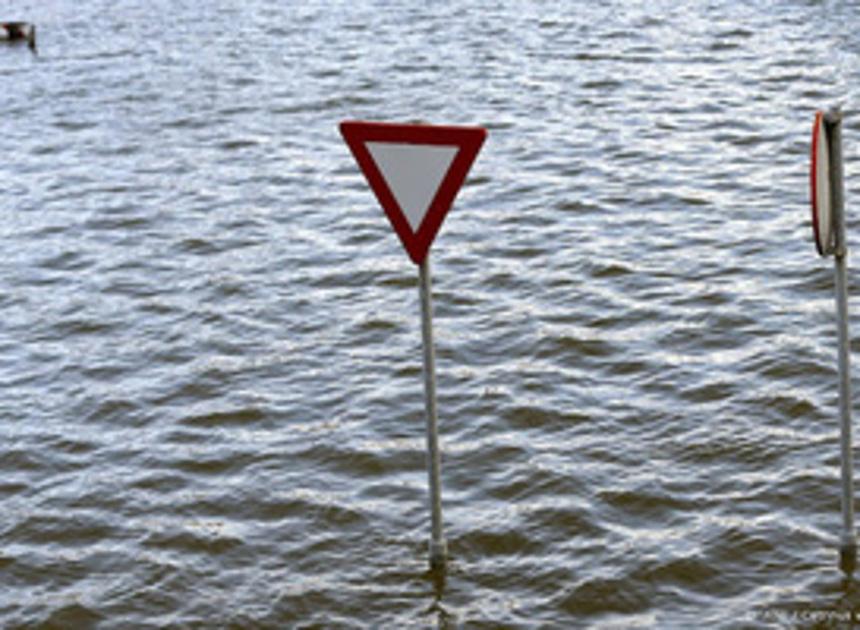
[811,111,835,256]
[808,107,856,575]
[340,121,486,264]
[339,119,487,571]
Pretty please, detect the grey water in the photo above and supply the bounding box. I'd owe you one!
[2,0,860,627]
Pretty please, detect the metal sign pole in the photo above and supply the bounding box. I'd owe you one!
[826,108,857,575]
[419,257,447,571]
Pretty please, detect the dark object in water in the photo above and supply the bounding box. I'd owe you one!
[0,22,36,53]
[841,542,857,577]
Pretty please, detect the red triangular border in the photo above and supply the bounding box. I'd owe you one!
[340,120,487,265]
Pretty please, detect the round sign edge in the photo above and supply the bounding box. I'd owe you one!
[811,111,833,256]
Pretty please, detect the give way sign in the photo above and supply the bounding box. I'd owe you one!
[340,121,486,265]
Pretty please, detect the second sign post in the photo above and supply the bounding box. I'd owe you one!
[811,108,856,576]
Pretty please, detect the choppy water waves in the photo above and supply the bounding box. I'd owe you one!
[2,0,860,627]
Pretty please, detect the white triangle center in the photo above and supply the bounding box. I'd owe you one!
[366,142,459,233]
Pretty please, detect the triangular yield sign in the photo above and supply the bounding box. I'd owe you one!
[340,121,487,265]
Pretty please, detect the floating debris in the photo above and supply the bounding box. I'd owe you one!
[0,22,36,53]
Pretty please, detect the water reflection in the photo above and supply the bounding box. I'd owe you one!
[423,565,451,628]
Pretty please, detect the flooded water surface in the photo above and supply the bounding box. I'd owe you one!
[3,1,860,627]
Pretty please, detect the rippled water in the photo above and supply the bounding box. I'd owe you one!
[3,1,860,627]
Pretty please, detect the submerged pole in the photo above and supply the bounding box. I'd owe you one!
[418,257,447,571]
[826,108,856,576]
